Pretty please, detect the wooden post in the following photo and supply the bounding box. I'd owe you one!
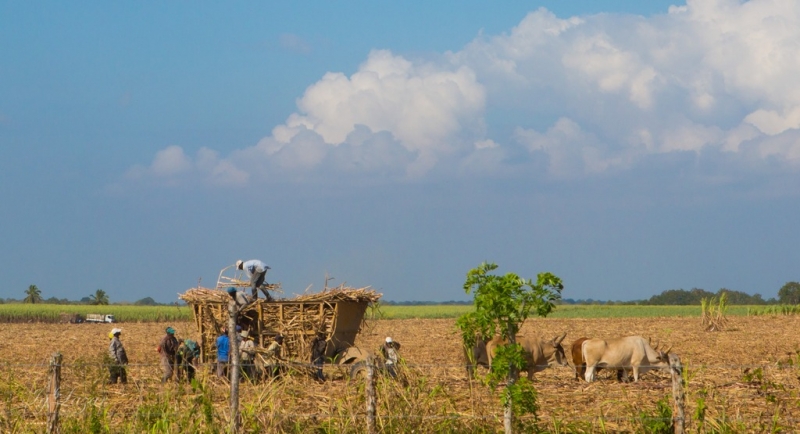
[365,355,377,434]
[228,300,241,434]
[47,352,62,434]
[669,353,685,434]
[504,328,518,434]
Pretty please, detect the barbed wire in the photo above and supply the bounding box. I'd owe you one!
[28,409,800,425]
[2,360,799,370]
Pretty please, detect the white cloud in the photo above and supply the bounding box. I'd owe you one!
[515,117,635,178]
[224,49,486,180]
[124,145,249,187]
[149,146,192,176]
[127,0,800,189]
[745,106,800,135]
[277,50,486,156]
[474,139,499,150]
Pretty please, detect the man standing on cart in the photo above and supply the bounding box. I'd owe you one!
[235,259,272,301]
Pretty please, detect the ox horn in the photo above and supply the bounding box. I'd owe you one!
[650,338,661,351]
[554,332,566,345]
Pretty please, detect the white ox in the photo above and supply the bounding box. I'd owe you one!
[582,336,670,382]
[485,333,568,380]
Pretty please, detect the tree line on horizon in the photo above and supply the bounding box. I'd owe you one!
[6,282,800,307]
[386,282,800,306]
[562,282,800,306]
[2,285,166,306]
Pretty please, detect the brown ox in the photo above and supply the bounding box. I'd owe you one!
[485,333,568,379]
[571,337,623,382]
[464,336,491,378]
[582,336,671,382]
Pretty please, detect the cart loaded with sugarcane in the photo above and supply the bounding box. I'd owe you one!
[178,266,381,378]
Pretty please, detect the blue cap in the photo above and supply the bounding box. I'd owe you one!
[235,325,242,332]
[227,287,236,294]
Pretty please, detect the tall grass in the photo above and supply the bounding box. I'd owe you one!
[747,304,800,316]
[374,304,763,319]
[0,304,192,323]
[0,302,788,323]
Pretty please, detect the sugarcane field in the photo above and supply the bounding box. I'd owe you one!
[2,287,800,433]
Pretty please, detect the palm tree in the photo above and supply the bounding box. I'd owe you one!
[23,285,43,304]
[89,289,110,305]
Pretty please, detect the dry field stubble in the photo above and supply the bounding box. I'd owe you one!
[2,315,800,432]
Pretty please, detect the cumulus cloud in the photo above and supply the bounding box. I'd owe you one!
[128,0,800,190]
[270,50,486,169]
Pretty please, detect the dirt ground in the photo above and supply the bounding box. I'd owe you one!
[2,315,800,432]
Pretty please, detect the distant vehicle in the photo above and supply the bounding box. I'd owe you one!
[60,313,84,324]
[85,314,115,323]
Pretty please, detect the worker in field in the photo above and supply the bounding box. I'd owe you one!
[381,337,401,379]
[263,334,284,378]
[107,328,128,384]
[157,326,179,383]
[235,259,272,301]
[177,338,199,383]
[239,330,256,382]
[215,327,230,378]
[311,330,327,382]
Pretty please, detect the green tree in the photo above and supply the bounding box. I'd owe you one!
[778,282,800,305]
[134,297,159,306]
[23,285,43,304]
[456,262,563,434]
[89,289,110,305]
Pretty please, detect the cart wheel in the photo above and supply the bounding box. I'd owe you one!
[349,361,368,379]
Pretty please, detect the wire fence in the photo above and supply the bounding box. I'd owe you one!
[4,352,800,433]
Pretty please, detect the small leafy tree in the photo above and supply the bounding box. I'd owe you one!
[23,285,43,304]
[778,282,800,305]
[456,262,563,434]
[89,289,110,305]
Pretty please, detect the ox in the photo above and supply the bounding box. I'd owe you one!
[464,336,491,378]
[570,337,623,382]
[582,336,671,382]
[485,333,568,380]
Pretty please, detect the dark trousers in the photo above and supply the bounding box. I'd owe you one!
[250,271,271,300]
[386,363,397,379]
[109,365,127,384]
[179,362,195,382]
[241,361,255,382]
[313,359,325,381]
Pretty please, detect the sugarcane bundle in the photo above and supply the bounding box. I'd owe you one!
[292,284,381,303]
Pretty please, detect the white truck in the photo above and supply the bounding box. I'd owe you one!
[85,314,116,323]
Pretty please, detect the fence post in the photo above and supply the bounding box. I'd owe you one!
[47,352,62,434]
[669,353,685,434]
[365,355,377,434]
[228,300,240,434]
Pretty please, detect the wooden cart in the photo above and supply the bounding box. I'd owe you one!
[179,277,381,370]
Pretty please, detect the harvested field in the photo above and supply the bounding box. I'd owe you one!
[1,315,799,432]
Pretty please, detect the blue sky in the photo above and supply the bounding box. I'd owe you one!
[2,0,798,303]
